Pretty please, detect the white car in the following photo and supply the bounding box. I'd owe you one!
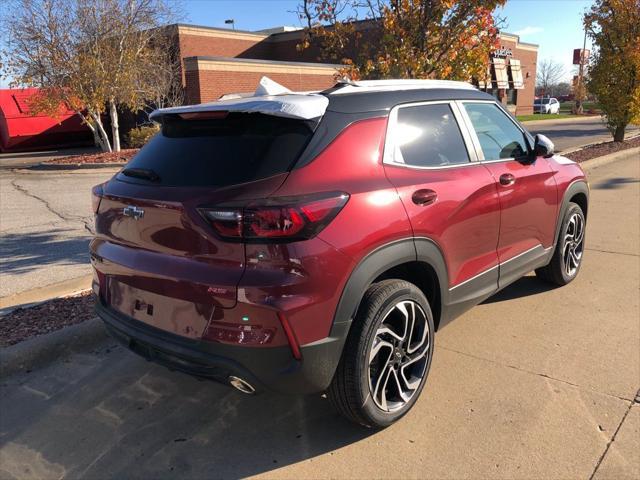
[534,97,561,114]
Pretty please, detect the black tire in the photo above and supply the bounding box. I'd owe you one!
[536,202,586,285]
[327,279,435,428]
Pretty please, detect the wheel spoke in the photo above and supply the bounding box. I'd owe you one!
[369,338,393,363]
[570,248,581,268]
[376,365,393,411]
[574,217,584,244]
[391,368,411,402]
[394,301,412,342]
[376,326,404,342]
[407,308,428,354]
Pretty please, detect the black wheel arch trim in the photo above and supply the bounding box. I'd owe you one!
[553,180,589,248]
[329,237,450,337]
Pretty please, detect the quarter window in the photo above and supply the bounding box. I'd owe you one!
[387,103,470,167]
[463,103,529,160]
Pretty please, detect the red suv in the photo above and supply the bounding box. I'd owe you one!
[91,79,588,427]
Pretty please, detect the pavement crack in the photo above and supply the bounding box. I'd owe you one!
[10,179,70,223]
[585,247,639,257]
[588,388,639,480]
[10,179,92,233]
[438,345,635,403]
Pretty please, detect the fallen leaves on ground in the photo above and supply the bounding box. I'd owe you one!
[1,292,95,347]
[44,149,139,165]
[565,135,639,163]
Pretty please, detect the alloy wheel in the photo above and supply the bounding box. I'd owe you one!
[562,212,585,277]
[368,300,431,412]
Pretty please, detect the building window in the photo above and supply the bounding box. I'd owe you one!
[493,58,509,89]
[509,58,525,89]
[506,88,518,105]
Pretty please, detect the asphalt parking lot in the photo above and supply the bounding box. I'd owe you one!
[0,154,638,479]
[0,168,117,304]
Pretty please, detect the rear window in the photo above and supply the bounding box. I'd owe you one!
[118,113,314,187]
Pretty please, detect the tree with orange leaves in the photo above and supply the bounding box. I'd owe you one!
[297,0,506,82]
[585,0,640,142]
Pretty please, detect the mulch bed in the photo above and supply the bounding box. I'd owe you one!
[1,292,95,347]
[565,136,640,163]
[44,149,139,165]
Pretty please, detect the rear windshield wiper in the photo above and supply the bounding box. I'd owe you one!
[121,168,161,182]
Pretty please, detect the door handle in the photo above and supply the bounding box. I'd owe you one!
[412,189,437,206]
[499,173,516,186]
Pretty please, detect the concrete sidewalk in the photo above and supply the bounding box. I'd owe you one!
[0,154,638,479]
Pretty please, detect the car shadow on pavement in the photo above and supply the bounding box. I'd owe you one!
[482,275,558,305]
[592,177,639,190]
[0,344,374,479]
[0,230,90,274]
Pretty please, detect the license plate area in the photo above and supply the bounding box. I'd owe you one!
[108,279,213,339]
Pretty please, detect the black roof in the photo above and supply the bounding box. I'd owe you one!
[324,87,495,114]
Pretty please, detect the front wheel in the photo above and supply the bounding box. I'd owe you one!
[536,202,586,285]
[327,280,434,428]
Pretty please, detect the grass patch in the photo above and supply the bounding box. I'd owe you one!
[517,113,582,122]
[559,101,601,113]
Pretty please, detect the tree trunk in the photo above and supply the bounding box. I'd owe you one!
[90,112,112,152]
[109,100,121,152]
[613,124,626,142]
[78,112,102,150]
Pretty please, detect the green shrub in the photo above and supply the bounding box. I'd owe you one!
[126,125,159,148]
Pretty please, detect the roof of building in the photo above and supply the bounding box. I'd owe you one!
[170,22,539,50]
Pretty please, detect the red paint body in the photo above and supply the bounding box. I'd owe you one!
[91,110,586,375]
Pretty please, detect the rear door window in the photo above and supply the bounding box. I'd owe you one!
[118,113,313,187]
[386,103,470,167]
[463,103,530,160]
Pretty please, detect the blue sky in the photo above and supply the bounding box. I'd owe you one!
[181,0,593,82]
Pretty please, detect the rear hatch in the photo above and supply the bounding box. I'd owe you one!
[93,111,316,338]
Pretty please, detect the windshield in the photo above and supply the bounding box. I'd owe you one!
[535,99,551,105]
[118,113,313,187]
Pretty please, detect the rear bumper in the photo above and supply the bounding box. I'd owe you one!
[96,298,349,395]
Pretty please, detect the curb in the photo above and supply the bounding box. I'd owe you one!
[0,317,109,378]
[578,147,639,172]
[31,162,125,171]
[0,275,93,312]
[561,133,640,156]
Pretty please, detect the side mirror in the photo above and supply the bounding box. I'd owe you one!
[534,134,555,158]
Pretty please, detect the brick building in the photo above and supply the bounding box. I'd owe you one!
[167,23,538,115]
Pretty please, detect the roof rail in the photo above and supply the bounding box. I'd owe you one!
[324,78,476,95]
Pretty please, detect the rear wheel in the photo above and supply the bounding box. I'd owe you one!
[328,280,434,428]
[536,202,586,285]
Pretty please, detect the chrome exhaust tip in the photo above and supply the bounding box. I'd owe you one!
[228,376,256,394]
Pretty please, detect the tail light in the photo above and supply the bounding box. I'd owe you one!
[198,192,349,243]
[91,183,104,214]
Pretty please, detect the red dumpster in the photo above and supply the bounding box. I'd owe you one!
[0,88,93,152]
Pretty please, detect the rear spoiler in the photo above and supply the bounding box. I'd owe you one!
[150,93,329,123]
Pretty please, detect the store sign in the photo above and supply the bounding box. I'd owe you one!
[572,49,590,65]
[492,47,513,58]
